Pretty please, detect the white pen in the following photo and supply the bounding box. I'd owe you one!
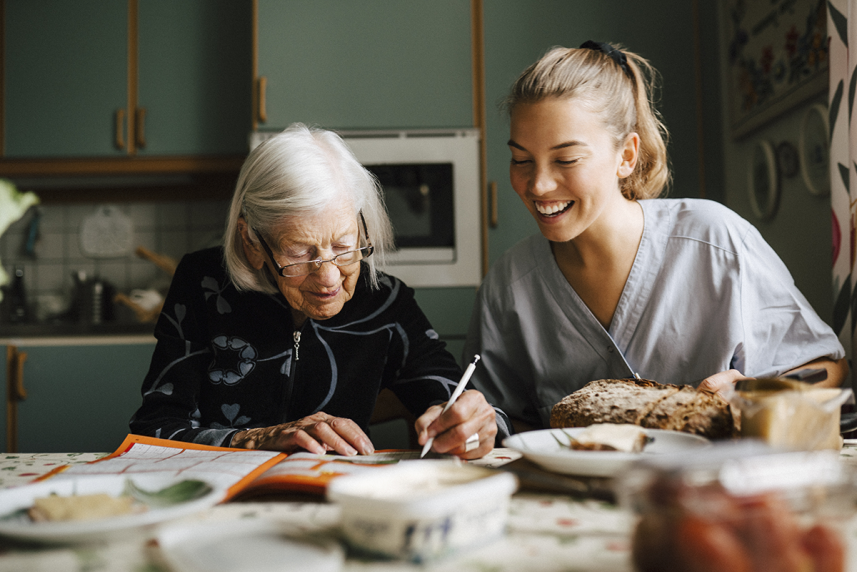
[420,354,481,458]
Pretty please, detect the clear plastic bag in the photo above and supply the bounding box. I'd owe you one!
[617,442,856,572]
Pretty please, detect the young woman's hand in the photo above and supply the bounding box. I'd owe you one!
[697,369,748,398]
[698,357,850,398]
[231,412,375,456]
[415,390,497,459]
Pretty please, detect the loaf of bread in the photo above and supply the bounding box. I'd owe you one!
[550,378,735,440]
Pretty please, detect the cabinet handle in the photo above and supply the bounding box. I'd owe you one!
[6,346,27,402]
[489,181,498,228]
[258,76,268,123]
[115,109,126,150]
[6,346,26,454]
[135,107,147,149]
[12,351,27,402]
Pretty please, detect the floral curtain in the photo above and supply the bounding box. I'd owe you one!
[829,0,855,376]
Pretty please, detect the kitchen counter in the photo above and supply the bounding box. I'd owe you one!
[0,322,155,346]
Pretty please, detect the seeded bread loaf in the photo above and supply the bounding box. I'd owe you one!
[550,378,735,440]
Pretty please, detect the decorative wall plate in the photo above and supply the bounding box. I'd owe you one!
[748,140,780,220]
[775,141,799,178]
[799,103,830,196]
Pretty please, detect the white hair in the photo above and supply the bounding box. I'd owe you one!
[224,123,394,293]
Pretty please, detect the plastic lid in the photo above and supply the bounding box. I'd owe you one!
[616,441,856,516]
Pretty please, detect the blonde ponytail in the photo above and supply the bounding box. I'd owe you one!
[621,51,671,199]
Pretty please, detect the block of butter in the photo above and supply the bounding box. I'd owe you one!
[735,386,851,451]
[569,423,648,453]
[29,493,137,522]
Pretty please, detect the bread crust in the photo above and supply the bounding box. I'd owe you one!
[550,378,734,440]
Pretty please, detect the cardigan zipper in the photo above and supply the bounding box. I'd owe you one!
[283,328,302,422]
[293,330,301,361]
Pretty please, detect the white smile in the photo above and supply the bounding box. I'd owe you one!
[535,201,573,217]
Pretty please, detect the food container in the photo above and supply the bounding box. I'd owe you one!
[616,441,857,572]
[730,383,852,450]
[326,460,517,562]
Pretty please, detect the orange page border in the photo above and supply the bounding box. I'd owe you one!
[35,434,287,501]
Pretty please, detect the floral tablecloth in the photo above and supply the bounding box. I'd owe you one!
[0,453,106,489]
[1,445,857,572]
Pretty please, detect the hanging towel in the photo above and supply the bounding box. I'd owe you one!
[0,179,40,301]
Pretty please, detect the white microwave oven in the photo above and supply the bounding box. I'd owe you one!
[249,129,481,288]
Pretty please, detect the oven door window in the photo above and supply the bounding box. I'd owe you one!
[366,163,454,249]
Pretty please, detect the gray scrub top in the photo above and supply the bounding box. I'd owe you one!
[464,198,845,428]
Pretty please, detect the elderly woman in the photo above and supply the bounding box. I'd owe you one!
[130,123,506,458]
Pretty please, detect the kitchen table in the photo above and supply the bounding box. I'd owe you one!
[1,445,857,572]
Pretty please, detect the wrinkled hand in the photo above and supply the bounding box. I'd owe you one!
[415,390,497,460]
[698,369,750,399]
[231,412,374,456]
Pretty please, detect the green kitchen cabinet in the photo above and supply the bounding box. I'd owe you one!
[2,342,155,453]
[4,0,128,158]
[255,0,473,131]
[3,0,252,159]
[136,0,252,156]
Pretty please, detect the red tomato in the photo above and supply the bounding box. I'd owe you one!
[803,524,845,572]
[732,494,812,572]
[673,514,752,572]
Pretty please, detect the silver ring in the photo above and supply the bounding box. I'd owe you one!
[464,433,479,452]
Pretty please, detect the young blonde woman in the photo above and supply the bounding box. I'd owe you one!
[463,42,847,432]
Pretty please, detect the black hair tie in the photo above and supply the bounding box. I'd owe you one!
[580,40,632,79]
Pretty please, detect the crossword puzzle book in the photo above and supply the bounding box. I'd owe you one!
[37,434,431,500]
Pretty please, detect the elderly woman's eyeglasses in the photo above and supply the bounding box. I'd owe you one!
[253,212,374,278]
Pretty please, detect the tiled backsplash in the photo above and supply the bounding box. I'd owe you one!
[0,200,230,323]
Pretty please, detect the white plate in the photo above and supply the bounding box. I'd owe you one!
[503,428,711,477]
[157,519,344,572]
[0,474,227,543]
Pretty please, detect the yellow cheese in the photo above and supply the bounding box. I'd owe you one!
[29,493,137,522]
[739,388,843,451]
